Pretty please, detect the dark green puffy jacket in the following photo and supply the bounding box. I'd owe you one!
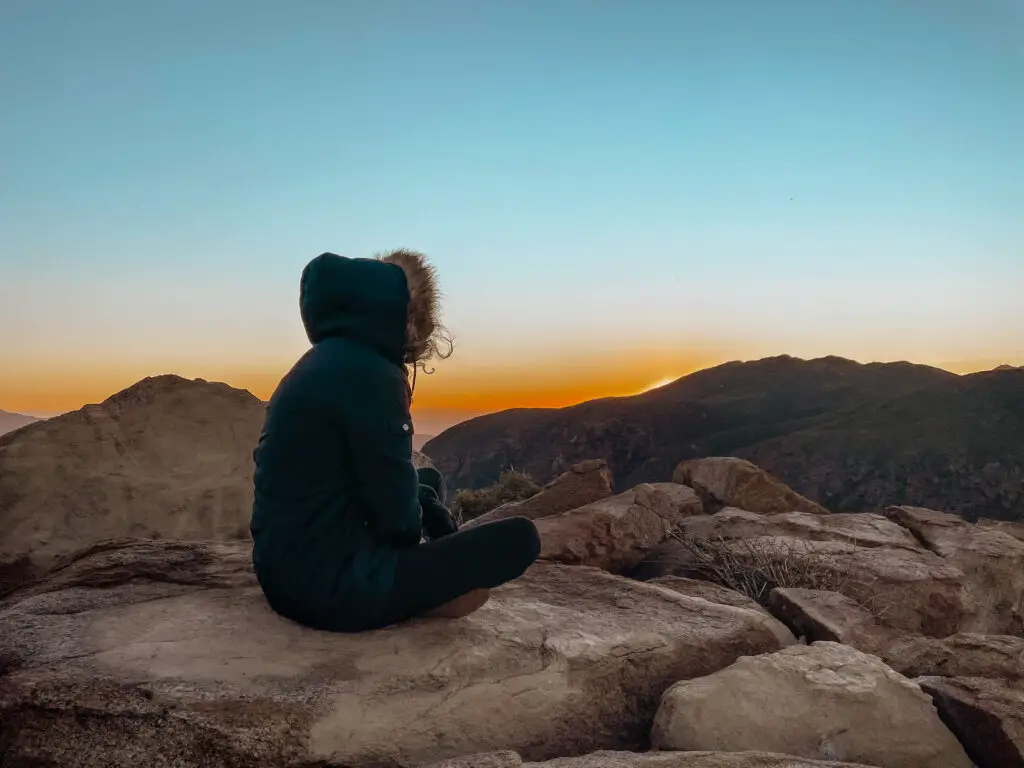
[250,251,439,631]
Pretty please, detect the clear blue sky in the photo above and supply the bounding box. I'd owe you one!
[2,0,1022,428]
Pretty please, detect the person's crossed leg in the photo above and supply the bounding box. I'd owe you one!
[379,466,541,625]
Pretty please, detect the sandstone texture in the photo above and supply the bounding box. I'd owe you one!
[651,642,973,768]
[887,504,1024,635]
[0,376,264,595]
[536,484,685,573]
[0,539,792,768]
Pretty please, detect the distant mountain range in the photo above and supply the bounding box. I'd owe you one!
[0,410,38,437]
[424,356,1024,522]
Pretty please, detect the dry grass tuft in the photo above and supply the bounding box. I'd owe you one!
[669,534,849,607]
[667,533,895,625]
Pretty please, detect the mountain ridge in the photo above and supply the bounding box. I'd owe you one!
[424,355,1024,521]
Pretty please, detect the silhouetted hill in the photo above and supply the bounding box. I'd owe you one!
[0,409,38,437]
[424,356,1023,521]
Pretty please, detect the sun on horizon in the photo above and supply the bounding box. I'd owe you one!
[638,375,680,394]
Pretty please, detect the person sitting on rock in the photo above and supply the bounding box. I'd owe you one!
[250,249,542,632]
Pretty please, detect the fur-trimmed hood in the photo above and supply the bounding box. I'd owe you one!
[298,249,446,369]
[376,249,443,368]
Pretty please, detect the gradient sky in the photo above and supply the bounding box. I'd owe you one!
[2,0,1022,434]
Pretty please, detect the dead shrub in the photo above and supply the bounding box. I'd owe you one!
[668,533,862,609]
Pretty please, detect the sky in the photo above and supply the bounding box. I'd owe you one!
[2,0,1022,435]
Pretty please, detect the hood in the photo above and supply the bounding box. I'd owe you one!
[299,250,440,367]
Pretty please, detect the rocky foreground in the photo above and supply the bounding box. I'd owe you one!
[2,447,1023,768]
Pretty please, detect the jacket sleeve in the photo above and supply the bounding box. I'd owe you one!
[341,357,422,549]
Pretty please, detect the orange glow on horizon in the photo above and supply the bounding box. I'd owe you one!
[2,352,1020,420]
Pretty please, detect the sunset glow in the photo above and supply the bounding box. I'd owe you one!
[2,2,1021,435]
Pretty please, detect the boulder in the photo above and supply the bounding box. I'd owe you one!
[887,505,1024,635]
[917,676,1024,768]
[427,751,876,767]
[768,587,1024,680]
[645,483,703,520]
[652,577,769,616]
[0,538,793,768]
[637,510,969,636]
[651,642,973,768]
[768,588,895,651]
[0,376,265,596]
[468,460,614,526]
[672,457,829,516]
[536,484,684,573]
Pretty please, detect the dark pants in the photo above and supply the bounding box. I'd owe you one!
[376,468,542,626]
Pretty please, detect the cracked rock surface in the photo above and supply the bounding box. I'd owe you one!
[0,538,793,767]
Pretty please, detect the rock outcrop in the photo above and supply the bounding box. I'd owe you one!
[651,642,973,768]
[536,485,684,573]
[673,457,830,516]
[0,376,265,595]
[468,460,615,526]
[0,538,793,768]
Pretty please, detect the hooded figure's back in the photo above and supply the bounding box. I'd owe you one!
[251,251,434,631]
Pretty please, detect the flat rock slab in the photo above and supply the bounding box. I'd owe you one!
[652,577,769,616]
[918,676,1024,768]
[0,539,793,768]
[677,508,923,552]
[429,750,876,767]
[651,642,972,768]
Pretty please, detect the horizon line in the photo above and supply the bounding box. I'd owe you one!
[6,353,1020,421]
